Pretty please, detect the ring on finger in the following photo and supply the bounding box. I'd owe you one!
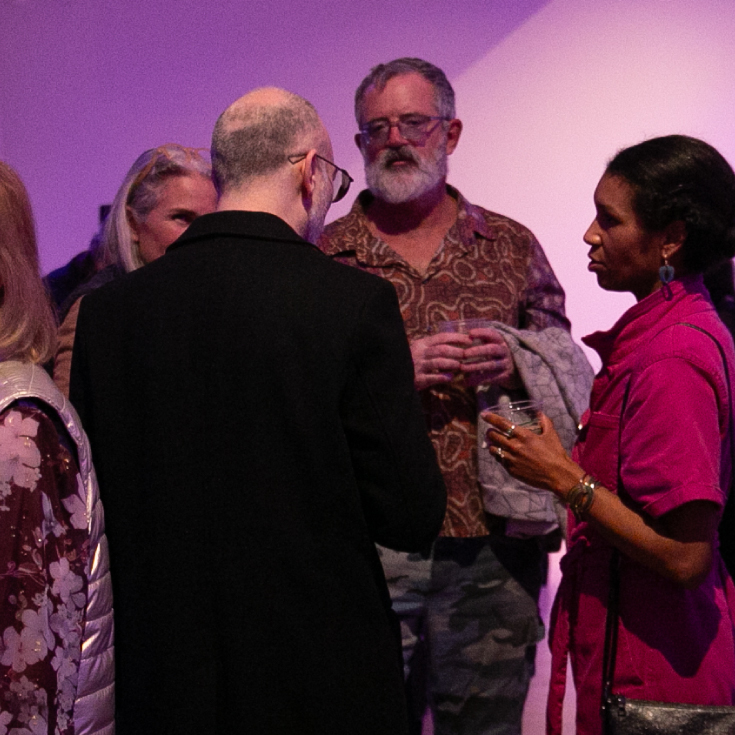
[495,446,505,461]
[504,424,516,440]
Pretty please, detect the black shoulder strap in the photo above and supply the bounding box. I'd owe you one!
[601,377,630,708]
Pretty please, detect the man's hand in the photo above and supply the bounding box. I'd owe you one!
[410,332,470,390]
[460,328,519,388]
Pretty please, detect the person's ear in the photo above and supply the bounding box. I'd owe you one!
[297,149,320,202]
[445,118,463,156]
[126,205,140,242]
[661,220,687,262]
[354,132,366,153]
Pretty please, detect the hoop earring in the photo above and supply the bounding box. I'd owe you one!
[659,256,675,284]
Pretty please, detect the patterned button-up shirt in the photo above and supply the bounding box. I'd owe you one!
[319,186,569,536]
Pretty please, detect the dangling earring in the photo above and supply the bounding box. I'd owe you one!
[659,256,675,284]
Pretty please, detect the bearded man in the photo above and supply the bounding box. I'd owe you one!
[320,58,591,735]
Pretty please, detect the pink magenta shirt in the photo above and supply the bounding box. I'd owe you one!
[547,276,735,735]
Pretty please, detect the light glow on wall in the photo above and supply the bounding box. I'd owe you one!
[449,0,735,363]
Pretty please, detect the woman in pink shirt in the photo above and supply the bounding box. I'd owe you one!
[485,135,735,735]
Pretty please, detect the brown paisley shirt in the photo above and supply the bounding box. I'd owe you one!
[319,187,570,537]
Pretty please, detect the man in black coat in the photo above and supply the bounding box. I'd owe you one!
[70,87,446,735]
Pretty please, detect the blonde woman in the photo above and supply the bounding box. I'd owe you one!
[53,144,217,395]
[0,161,114,734]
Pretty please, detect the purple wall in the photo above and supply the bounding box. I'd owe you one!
[3,0,735,367]
[0,0,547,270]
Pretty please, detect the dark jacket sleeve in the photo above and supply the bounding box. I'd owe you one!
[339,279,446,551]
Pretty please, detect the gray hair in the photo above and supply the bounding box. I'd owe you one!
[211,90,322,195]
[100,144,212,273]
[354,57,456,126]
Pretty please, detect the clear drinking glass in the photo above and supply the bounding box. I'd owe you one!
[486,399,543,434]
[435,319,493,364]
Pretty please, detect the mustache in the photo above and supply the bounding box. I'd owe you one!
[378,146,421,168]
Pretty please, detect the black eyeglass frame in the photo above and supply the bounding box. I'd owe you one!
[358,114,450,147]
[287,153,354,203]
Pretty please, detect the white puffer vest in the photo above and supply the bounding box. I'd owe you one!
[0,361,115,735]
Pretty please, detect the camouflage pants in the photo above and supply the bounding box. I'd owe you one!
[378,535,546,735]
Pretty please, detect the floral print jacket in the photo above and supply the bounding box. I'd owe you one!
[0,362,113,735]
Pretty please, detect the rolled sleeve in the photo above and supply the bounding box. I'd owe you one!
[621,356,725,518]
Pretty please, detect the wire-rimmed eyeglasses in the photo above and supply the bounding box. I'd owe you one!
[358,114,450,147]
[287,153,354,203]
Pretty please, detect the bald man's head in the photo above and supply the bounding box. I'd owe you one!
[211,87,326,195]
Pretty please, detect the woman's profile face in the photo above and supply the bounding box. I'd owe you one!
[129,173,217,265]
[584,173,665,301]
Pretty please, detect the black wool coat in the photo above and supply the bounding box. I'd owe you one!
[70,210,446,735]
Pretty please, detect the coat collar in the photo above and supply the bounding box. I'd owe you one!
[169,210,317,252]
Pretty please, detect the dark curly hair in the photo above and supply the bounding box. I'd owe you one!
[606,135,735,274]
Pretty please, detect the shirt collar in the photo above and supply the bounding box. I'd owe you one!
[582,275,711,366]
[320,184,497,267]
[453,186,496,247]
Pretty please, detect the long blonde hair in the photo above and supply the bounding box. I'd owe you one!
[0,162,56,364]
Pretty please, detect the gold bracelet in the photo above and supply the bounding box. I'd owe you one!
[565,474,599,521]
[565,478,586,509]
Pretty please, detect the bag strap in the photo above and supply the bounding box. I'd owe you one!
[601,322,734,709]
[601,376,630,708]
[601,550,621,705]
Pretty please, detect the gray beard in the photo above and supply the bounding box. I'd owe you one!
[365,146,448,204]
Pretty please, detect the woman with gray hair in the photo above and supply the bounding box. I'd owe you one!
[54,144,217,395]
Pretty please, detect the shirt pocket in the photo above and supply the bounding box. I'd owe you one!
[576,411,620,492]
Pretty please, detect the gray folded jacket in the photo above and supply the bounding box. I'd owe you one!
[476,325,594,538]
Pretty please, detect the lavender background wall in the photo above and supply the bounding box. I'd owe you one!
[2,0,735,366]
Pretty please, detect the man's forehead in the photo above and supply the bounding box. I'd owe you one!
[361,73,438,117]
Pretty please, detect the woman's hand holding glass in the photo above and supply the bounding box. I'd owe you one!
[482,411,582,496]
